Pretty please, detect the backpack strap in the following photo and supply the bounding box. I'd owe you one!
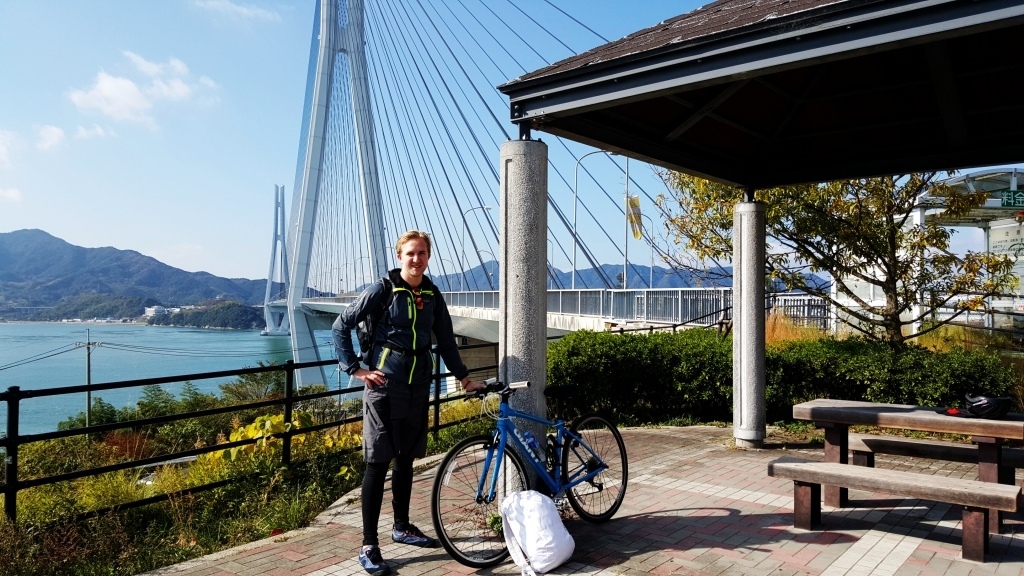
[370,277,394,333]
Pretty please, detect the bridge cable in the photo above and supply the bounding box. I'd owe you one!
[369,2,486,288]
[433,0,590,286]
[367,5,448,255]
[503,0,577,56]
[541,0,610,43]
[378,0,500,287]
[452,0,528,75]
[417,0,511,141]
[471,0,549,65]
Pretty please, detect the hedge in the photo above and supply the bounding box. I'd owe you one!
[546,329,1016,425]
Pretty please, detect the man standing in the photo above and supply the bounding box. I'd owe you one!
[333,230,481,575]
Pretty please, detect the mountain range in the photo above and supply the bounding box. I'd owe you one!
[0,229,266,313]
[0,228,748,320]
[428,260,720,292]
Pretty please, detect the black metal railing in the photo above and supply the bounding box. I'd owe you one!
[0,319,742,525]
[0,344,499,525]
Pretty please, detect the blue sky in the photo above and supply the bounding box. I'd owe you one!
[0,1,1013,281]
[0,1,319,279]
[0,0,700,280]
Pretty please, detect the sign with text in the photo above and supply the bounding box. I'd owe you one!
[998,189,1024,207]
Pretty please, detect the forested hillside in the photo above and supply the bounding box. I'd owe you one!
[0,230,266,314]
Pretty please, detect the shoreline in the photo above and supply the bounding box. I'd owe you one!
[0,319,268,332]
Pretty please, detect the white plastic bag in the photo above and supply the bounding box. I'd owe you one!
[500,490,575,575]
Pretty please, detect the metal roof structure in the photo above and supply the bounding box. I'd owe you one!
[499,0,1024,189]
[923,168,1024,227]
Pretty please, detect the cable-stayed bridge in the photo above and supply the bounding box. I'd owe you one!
[264,0,718,386]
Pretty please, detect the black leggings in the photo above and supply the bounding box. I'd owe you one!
[361,454,414,546]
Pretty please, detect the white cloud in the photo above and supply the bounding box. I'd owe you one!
[74,124,114,139]
[196,76,222,107]
[124,51,189,78]
[146,77,192,101]
[195,0,281,23]
[69,52,218,127]
[36,125,66,150]
[69,72,154,125]
[0,131,17,169]
[0,188,22,203]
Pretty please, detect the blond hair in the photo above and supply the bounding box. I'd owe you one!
[395,230,432,255]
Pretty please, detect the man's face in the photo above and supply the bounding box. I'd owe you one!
[398,238,430,281]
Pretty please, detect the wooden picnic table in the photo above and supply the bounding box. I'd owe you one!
[793,398,1024,534]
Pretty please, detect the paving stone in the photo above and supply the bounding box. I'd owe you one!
[137,427,1024,576]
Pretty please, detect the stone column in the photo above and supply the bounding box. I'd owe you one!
[733,202,766,448]
[499,139,548,430]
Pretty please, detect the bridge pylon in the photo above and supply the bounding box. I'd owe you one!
[285,0,389,387]
[262,184,289,337]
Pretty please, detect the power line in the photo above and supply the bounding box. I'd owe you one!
[0,344,79,371]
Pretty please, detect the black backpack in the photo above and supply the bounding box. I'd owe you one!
[355,278,393,363]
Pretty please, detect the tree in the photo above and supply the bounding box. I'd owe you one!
[137,385,178,418]
[218,361,285,405]
[657,172,1018,349]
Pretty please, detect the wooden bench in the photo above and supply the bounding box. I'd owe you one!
[768,456,1022,562]
[848,433,1024,482]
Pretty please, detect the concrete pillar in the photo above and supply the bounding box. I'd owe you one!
[499,139,548,429]
[733,202,766,448]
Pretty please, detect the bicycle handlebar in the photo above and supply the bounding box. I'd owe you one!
[472,377,530,399]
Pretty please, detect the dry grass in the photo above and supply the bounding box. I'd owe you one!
[765,313,828,345]
[912,323,1014,352]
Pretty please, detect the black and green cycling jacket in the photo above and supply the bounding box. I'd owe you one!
[334,269,469,385]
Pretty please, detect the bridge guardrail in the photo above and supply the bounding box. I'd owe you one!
[446,288,829,330]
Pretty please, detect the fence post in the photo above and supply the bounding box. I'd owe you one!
[3,386,20,524]
[282,361,294,468]
[432,349,442,440]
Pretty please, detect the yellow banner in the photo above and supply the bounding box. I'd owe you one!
[627,195,642,239]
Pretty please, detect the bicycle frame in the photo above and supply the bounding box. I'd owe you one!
[476,394,608,503]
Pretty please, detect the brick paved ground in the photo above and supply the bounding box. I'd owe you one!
[141,427,1024,576]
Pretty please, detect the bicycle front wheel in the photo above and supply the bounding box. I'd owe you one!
[431,434,529,568]
[562,414,628,522]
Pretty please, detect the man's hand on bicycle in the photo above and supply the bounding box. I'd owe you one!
[464,377,506,398]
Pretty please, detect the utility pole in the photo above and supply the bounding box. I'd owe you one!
[75,329,102,428]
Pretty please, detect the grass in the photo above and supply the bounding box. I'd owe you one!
[765,313,828,345]
[913,322,1017,352]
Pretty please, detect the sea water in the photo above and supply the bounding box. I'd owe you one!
[0,323,343,435]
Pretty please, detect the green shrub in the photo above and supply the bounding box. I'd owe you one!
[910,345,1013,406]
[766,337,1014,410]
[550,330,1020,426]
[547,329,732,424]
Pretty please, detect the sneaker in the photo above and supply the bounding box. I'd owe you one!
[358,545,391,576]
[391,523,440,547]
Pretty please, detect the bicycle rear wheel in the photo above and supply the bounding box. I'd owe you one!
[562,414,628,522]
[431,434,529,568]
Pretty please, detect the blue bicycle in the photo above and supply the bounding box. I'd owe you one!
[430,379,628,567]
